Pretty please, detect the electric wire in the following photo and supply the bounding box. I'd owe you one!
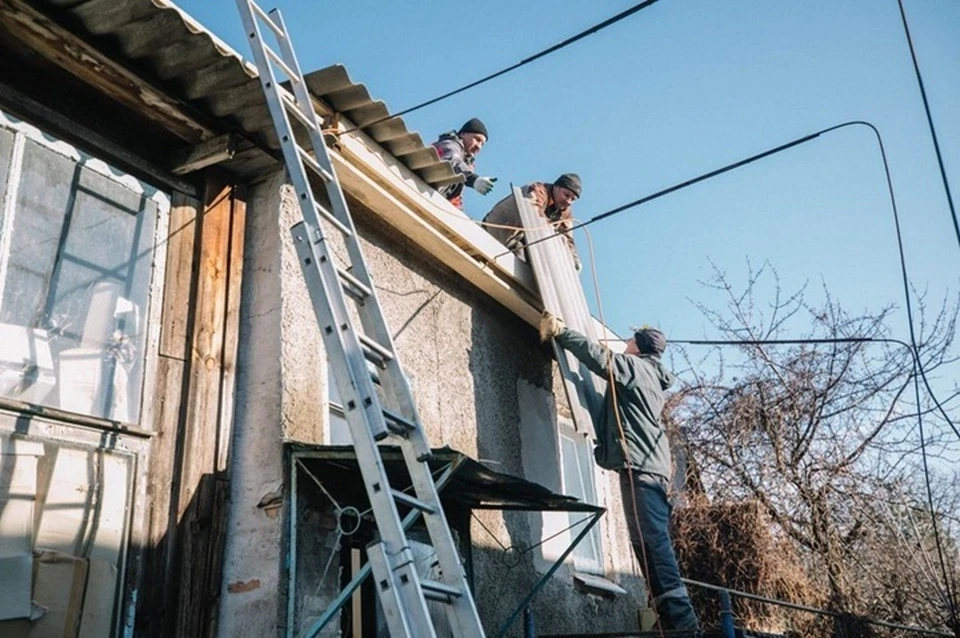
[507,120,960,445]
[895,0,960,252]
[338,0,661,136]
[670,336,959,630]
[562,119,960,627]
[500,121,860,258]
[311,2,960,620]
[868,116,960,630]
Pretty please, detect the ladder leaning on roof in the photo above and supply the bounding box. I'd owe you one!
[234,2,486,637]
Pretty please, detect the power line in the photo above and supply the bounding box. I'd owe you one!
[896,0,960,252]
[671,338,958,441]
[672,334,959,630]
[532,120,960,444]
[341,0,660,134]
[501,121,859,257]
[540,119,960,623]
[870,107,960,630]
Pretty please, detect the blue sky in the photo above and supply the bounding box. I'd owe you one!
[178,0,959,356]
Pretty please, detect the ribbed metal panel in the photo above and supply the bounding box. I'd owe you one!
[33,0,459,185]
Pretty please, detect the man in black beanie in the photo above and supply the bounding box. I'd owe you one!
[539,312,701,632]
[482,173,583,271]
[432,117,496,210]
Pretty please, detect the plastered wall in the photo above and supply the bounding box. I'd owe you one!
[218,175,647,637]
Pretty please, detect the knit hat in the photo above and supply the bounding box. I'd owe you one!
[459,117,488,139]
[632,326,667,356]
[553,173,582,197]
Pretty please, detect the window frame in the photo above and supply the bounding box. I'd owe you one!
[557,415,605,574]
[0,108,169,431]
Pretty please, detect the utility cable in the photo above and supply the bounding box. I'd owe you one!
[669,333,959,628]
[865,114,960,629]
[542,118,960,626]
[339,0,660,135]
[895,0,960,252]
[503,120,960,445]
[500,121,861,257]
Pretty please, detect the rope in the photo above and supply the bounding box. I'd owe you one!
[580,223,670,637]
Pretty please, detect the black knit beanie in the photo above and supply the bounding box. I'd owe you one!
[459,117,489,139]
[553,173,582,197]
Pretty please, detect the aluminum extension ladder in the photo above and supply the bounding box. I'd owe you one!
[235,2,486,637]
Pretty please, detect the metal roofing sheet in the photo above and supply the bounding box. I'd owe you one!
[33,0,460,186]
[294,446,602,512]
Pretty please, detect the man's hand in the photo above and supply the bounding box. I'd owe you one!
[539,311,565,343]
[474,176,497,195]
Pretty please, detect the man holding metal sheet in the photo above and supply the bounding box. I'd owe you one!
[482,173,582,271]
[539,311,700,632]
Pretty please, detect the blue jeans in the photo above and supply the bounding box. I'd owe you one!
[619,470,700,631]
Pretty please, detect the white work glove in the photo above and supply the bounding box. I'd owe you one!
[539,311,565,343]
[473,176,497,195]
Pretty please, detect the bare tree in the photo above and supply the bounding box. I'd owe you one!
[666,262,960,634]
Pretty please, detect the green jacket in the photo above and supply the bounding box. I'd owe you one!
[555,328,674,478]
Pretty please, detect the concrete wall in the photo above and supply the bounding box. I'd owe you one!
[217,171,288,637]
[219,173,647,637]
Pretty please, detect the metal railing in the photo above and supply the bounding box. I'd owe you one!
[683,577,955,638]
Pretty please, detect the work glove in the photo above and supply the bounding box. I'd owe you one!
[473,176,497,195]
[539,311,565,343]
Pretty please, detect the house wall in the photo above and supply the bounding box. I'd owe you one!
[0,106,172,637]
[220,173,646,637]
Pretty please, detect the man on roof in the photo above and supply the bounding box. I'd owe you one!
[482,173,582,271]
[432,117,496,210]
[539,313,701,632]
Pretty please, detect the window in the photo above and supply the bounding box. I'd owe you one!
[558,417,603,573]
[0,110,166,423]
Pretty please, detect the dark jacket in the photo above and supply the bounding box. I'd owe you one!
[555,327,674,478]
[432,131,478,209]
[482,182,580,268]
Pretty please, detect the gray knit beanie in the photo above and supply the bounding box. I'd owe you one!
[553,173,582,197]
[634,327,667,356]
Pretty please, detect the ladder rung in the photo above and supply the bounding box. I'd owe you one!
[337,266,372,302]
[382,407,416,434]
[263,43,300,85]
[280,90,318,133]
[421,579,463,600]
[297,145,334,183]
[391,489,435,514]
[250,2,284,38]
[310,200,351,237]
[359,334,394,367]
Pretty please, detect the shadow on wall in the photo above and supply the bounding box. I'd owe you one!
[471,542,649,638]
[135,471,230,638]
[467,303,631,636]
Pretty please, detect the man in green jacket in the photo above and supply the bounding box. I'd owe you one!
[540,311,700,631]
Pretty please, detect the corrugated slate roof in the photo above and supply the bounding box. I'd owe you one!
[34,0,459,185]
